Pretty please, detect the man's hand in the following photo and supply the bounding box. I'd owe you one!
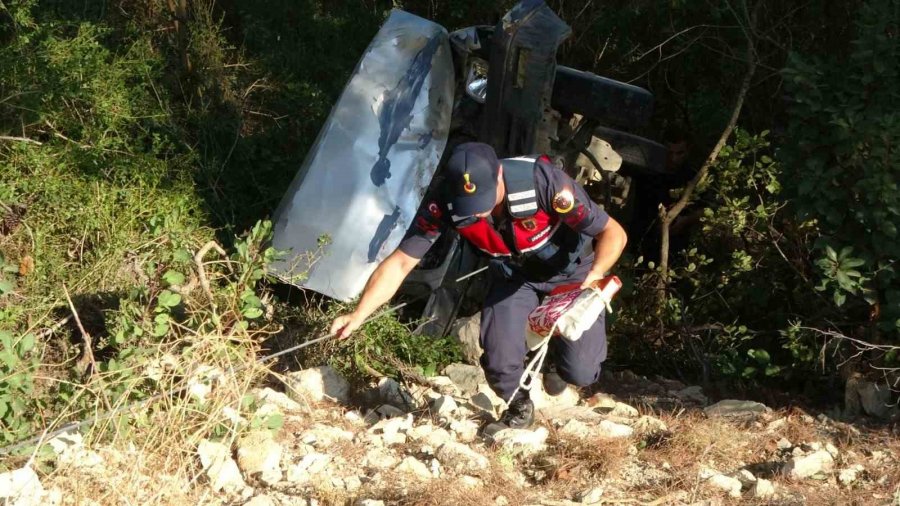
[580,268,606,290]
[330,312,365,339]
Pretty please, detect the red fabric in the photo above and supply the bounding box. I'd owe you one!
[457,219,511,256]
[457,210,558,256]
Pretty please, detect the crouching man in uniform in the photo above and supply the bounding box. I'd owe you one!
[331,142,627,431]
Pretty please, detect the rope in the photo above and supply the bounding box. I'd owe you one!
[0,266,489,456]
[504,286,613,406]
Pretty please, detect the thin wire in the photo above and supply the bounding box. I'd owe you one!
[0,265,489,456]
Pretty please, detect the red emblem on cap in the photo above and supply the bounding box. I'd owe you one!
[463,173,477,194]
[521,218,537,231]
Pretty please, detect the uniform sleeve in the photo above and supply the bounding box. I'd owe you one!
[397,199,449,259]
[535,159,610,236]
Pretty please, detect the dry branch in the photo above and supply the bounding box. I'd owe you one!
[656,12,759,304]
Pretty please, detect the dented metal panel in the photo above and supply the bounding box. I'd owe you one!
[270,10,454,301]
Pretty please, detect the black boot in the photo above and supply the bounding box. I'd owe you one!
[541,346,569,396]
[483,394,534,440]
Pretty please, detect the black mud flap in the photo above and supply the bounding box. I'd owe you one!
[480,0,571,157]
[593,125,668,175]
[552,66,655,131]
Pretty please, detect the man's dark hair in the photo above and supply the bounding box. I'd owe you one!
[663,124,692,145]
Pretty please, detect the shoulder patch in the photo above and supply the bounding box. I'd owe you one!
[552,190,575,213]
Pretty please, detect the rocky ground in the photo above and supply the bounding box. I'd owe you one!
[3,362,900,506]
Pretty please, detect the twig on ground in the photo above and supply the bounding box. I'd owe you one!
[0,135,42,145]
[63,284,96,375]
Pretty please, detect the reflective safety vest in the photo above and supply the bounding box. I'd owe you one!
[448,156,586,279]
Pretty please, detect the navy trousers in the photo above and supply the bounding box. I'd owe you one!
[479,260,608,401]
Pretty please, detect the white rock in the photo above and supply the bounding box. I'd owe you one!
[460,475,483,488]
[449,419,479,443]
[826,442,840,458]
[754,478,776,498]
[443,363,486,395]
[491,427,549,456]
[237,431,283,485]
[610,402,640,418]
[430,395,458,418]
[426,376,461,396]
[436,441,490,472]
[449,314,484,365]
[632,415,668,436]
[370,414,414,437]
[253,387,303,412]
[396,456,433,480]
[383,432,408,446]
[470,392,498,414]
[531,378,581,411]
[294,452,332,475]
[783,449,835,479]
[560,419,593,438]
[345,475,363,492]
[362,448,399,471]
[576,486,604,503]
[704,399,770,419]
[839,464,865,485]
[706,473,743,497]
[767,418,787,432]
[284,366,350,404]
[355,500,385,506]
[418,428,454,454]
[733,469,757,487]
[0,466,44,506]
[495,496,509,506]
[777,438,793,450]
[245,495,277,506]
[197,440,247,494]
[300,424,354,448]
[597,420,635,439]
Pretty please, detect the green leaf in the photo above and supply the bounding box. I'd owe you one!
[833,291,846,306]
[266,413,284,430]
[157,290,181,308]
[0,278,14,295]
[153,322,169,337]
[825,245,837,262]
[748,349,771,365]
[764,365,782,377]
[18,334,35,354]
[162,270,185,286]
[172,249,192,263]
[241,307,263,319]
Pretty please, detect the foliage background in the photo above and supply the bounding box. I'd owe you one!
[0,0,897,449]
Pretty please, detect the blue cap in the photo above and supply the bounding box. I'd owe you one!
[445,142,500,217]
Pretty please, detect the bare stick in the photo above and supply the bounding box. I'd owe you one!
[194,240,227,309]
[0,135,42,145]
[63,284,96,375]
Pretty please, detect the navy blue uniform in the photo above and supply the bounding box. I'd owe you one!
[399,157,611,401]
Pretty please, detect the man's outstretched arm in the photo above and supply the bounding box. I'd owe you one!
[330,248,420,339]
[581,216,628,289]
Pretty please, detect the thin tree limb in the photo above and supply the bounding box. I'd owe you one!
[657,14,759,301]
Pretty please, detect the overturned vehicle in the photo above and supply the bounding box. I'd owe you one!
[270,0,665,336]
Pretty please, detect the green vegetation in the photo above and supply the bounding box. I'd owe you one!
[0,0,897,457]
